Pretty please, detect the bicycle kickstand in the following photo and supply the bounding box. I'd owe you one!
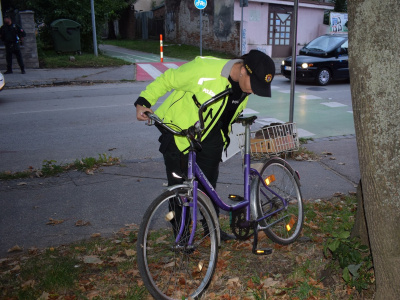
[252,222,273,255]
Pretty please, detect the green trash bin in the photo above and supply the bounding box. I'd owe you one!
[50,19,81,53]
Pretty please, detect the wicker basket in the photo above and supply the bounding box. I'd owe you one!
[238,123,299,159]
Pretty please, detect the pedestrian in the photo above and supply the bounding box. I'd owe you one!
[135,50,275,241]
[0,15,26,74]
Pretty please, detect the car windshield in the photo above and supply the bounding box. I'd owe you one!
[304,35,347,52]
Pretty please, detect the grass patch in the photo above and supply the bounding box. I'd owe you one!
[39,49,129,68]
[0,153,120,180]
[1,195,374,299]
[103,39,234,61]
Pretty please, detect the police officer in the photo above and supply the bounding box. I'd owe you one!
[0,15,26,74]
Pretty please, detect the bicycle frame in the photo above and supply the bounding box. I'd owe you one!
[175,121,290,246]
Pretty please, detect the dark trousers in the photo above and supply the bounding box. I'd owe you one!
[161,125,224,216]
[5,43,25,71]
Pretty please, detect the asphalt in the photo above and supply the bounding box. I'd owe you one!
[0,56,360,257]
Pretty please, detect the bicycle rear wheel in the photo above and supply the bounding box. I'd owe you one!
[252,157,303,245]
[137,188,219,299]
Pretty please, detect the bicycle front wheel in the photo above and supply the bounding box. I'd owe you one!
[137,188,219,299]
[252,157,304,245]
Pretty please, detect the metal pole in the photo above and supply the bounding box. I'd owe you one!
[200,10,202,56]
[240,5,244,55]
[289,0,299,123]
[91,0,98,56]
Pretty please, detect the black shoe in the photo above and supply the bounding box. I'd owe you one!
[4,70,12,74]
[21,69,26,74]
[220,230,236,241]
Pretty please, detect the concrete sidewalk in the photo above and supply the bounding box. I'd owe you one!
[2,64,135,89]
[0,136,360,257]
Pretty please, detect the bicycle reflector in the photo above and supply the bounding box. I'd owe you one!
[264,174,276,186]
[286,215,296,231]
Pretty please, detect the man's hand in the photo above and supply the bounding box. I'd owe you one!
[136,105,153,121]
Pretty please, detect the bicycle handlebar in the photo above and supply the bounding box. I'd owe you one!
[145,88,233,136]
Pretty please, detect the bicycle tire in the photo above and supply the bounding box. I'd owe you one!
[137,188,219,299]
[251,157,304,245]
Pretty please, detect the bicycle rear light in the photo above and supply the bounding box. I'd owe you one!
[264,174,276,186]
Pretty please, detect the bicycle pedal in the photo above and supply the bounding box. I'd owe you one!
[228,194,244,202]
[252,248,273,255]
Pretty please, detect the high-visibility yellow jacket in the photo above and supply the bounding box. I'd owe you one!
[137,56,249,152]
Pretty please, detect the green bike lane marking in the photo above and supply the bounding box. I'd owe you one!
[246,89,355,139]
[101,45,184,63]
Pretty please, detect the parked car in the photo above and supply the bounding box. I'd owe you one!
[281,34,349,85]
[0,72,4,91]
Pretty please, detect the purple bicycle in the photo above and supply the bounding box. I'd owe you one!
[136,89,304,299]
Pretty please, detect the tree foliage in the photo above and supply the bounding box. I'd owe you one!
[12,0,131,51]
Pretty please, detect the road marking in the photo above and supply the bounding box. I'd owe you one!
[321,102,347,108]
[297,128,315,137]
[11,104,135,115]
[138,64,163,79]
[164,63,180,69]
[299,95,322,100]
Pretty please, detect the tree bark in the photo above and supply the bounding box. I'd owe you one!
[348,1,400,299]
[350,180,370,246]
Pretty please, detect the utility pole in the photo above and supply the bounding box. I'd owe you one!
[91,0,98,56]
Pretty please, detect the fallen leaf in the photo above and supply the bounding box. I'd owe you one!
[227,277,241,289]
[83,255,103,264]
[125,249,136,257]
[21,280,35,289]
[75,220,91,226]
[91,233,101,238]
[11,265,21,271]
[46,218,64,226]
[37,291,50,300]
[17,182,28,186]
[329,157,336,160]
[261,277,279,289]
[85,169,94,175]
[7,245,23,253]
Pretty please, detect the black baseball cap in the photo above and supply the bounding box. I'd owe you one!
[243,50,275,97]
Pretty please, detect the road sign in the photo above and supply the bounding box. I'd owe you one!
[194,0,207,10]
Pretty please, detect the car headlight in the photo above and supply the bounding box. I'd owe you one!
[301,63,313,69]
[282,60,285,66]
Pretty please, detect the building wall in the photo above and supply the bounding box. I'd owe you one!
[135,0,164,12]
[165,0,240,56]
[0,10,39,70]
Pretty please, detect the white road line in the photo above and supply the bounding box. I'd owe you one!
[138,64,163,79]
[11,104,135,115]
[299,95,321,100]
[163,63,179,69]
[321,102,347,108]
[297,128,315,137]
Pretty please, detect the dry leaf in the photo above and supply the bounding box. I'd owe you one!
[21,280,35,289]
[37,291,50,300]
[227,277,241,289]
[46,218,64,226]
[17,182,27,186]
[125,249,136,257]
[91,233,101,238]
[83,255,103,264]
[7,245,23,253]
[75,220,91,226]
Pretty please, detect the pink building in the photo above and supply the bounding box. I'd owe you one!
[165,0,334,57]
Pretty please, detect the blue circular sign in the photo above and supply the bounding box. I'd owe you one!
[194,0,207,10]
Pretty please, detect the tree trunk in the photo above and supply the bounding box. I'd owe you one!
[350,180,370,247]
[348,1,400,299]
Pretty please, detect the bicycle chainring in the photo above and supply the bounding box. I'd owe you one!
[230,208,254,240]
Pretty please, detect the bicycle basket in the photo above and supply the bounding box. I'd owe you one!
[237,123,299,159]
